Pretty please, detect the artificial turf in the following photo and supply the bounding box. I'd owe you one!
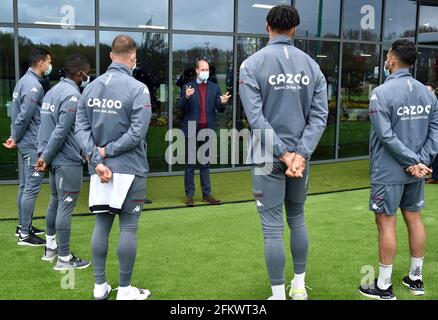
[0,186,437,300]
[0,159,370,220]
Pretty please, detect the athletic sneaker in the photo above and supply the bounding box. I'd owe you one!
[41,247,58,262]
[53,253,90,271]
[402,276,425,296]
[15,225,45,237]
[359,279,397,300]
[94,282,112,300]
[289,287,308,300]
[17,233,46,247]
[31,225,45,235]
[116,286,151,300]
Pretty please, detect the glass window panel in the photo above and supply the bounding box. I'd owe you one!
[0,28,16,180]
[173,0,233,32]
[295,0,341,38]
[416,47,438,87]
[100,0,168,29]
[342,0,382,41]
[100,31,169,172]
[419,0,438,45]
[295,39,339,160]
[0,0,13,23]
[18,28,96,83]
[18,0,95,26]
[236,36,269,166]
[172,34,233,170]
[383,0,417,42]
[339,43,380,158]
[238,0,290,34]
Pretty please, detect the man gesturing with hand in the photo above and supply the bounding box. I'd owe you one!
[359,40,438,300]
[239,5,328,300]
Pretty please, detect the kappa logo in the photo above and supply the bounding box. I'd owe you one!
[32,172,40,177]
[370,94,378,101]
[69,96,78,102]
[371,203,380,210]
[31,87,38,93]
[417,200,425,207]
[256,200,264,208]
[13,92,18,100]
[143,87,150,95]
[64,196,73,203]
[133,206,141,213]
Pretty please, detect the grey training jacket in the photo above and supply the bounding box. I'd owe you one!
[10,68,44,150]
[75,62,152,177]
[239,35,328,163]
[369,68,438,185]
[38,78,83,166]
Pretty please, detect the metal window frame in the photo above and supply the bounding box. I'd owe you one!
[1,0,438,182]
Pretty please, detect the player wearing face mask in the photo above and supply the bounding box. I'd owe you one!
[3,48,52,245]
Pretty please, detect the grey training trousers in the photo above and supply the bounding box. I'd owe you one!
[251,162,309,286]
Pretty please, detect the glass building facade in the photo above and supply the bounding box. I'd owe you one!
[0,0,437,180]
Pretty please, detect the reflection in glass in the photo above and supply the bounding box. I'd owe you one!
[295,0,341,38]
[173,34,233,170]
[238,0,290,34]
[0,28,16,179]
[295,39,339,160]
[343,0,382,41]
[383,0,416,42]
[173,0,233,32]
[100,0,168,29]
[18,29,96,83]
[419,1,438,45]
[339,43,380,158]
[100,31,169,172]
[0,0,13,22]
[18,0,95,26]
[416,47,438,86]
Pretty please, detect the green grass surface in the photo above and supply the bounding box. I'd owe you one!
[0,160,370,219]
[0,186,437,300]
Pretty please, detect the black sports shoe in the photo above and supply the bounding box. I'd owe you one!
[15,225,21,237]
[17,233,46,247]
[31,225,45,235]
[359,279,397,300]
[402,276,425,296]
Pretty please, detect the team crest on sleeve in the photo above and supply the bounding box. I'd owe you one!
[143,87,150,95]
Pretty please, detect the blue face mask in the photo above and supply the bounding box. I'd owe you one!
[383,57,393,77]
[44,63,52,76]
[198,71,209,82]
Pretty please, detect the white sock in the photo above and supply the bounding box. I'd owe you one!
[291,272,306,289]
[59,254,72,262]
[118,285,132,295]
[46,234,57,250]
[271,285,286,300]
[377,263,393,290]
[409,257,424,281]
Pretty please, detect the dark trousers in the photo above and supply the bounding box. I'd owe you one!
[184,136,211,197]
[432,156,438,180]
